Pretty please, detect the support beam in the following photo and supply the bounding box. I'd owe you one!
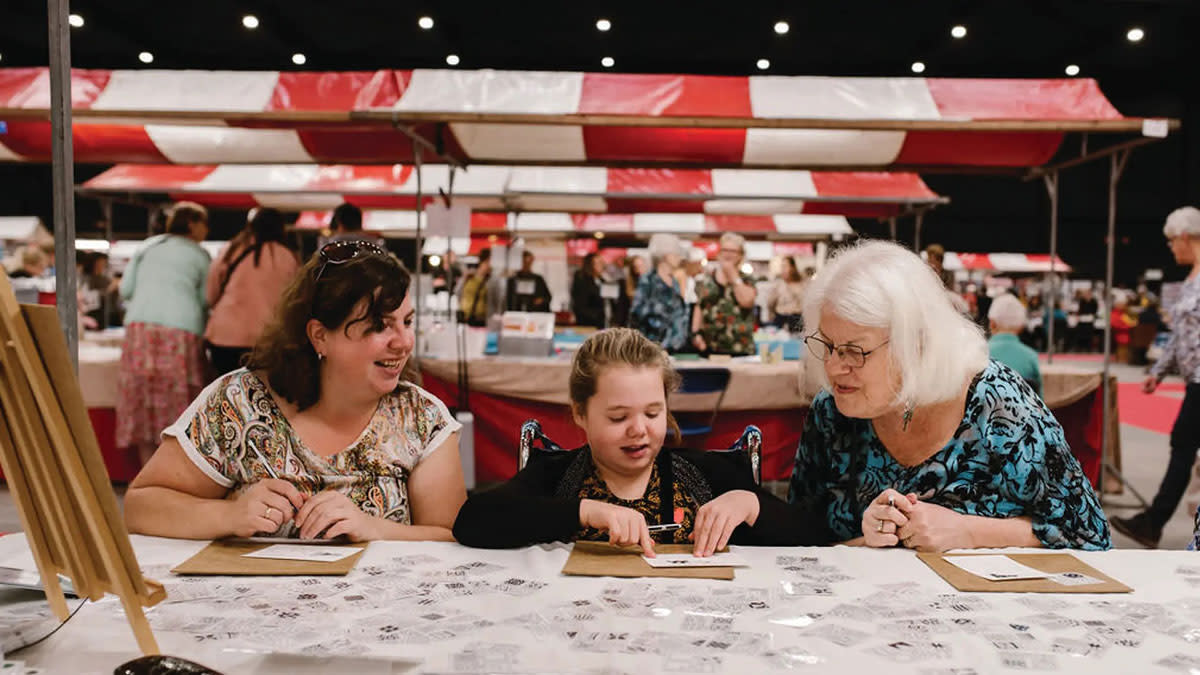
[912,212,924,253]
[1043,171,1060,364]
[1100,149,1148,507]
[48,0,78,371]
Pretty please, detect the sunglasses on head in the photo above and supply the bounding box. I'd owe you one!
[314,240,388,282]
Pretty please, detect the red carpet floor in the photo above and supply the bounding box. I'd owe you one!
[1118,382,1183,434]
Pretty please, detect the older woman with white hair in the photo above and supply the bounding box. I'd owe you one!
[691,231,758,355]
[788,240,1109,551]
[987,292,1042,396]
[631,233,689,351]
[1112,206,1200,548]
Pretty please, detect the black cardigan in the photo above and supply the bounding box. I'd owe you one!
[453,446,831,548]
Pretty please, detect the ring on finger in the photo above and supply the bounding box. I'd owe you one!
[265,506,275,520]
[876,519,885,533]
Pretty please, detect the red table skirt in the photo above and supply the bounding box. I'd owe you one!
[0,408,140,484]
[422,372,1105,488]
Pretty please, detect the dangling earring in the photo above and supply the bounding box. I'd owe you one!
[901,405,914,431]
[317,352,325,361]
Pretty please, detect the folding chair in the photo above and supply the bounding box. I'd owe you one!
[673,366,731,439]
[517,418,761,485]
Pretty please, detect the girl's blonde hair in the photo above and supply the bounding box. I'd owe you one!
[569,328,682,442]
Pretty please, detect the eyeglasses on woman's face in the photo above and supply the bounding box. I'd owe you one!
[803,334,890,368]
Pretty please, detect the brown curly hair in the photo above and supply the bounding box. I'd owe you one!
[245,248,412,411]
[568,327,682,443]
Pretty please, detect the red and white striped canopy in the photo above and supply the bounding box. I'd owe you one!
[946,252,1073,273]
[80,164,941,217]
[1,68,1169,169]
[292,211,853,239]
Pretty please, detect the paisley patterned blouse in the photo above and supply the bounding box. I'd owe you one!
[788,360,1111,550]
[165,369,460,533]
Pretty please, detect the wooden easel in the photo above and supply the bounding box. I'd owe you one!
[0,272,164,654]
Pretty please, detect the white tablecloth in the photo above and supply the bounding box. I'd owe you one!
[2,534,1198,674]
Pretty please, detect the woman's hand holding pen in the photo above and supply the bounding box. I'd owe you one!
[691,490,759,557]
[228,479,307,537]
[862,489,917,548]
[579,500,656,557]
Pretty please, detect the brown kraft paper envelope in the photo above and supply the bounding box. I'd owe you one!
[918,552,1131,593]
[171,540,368,576]
[562,541,735,581]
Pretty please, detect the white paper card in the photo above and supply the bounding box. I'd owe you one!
[643,553,749,568]
[944,555,1051,581]
[1142,118,1169,138]
[242,545,361,563]
[600,282,620,300]
[515,280,536,296]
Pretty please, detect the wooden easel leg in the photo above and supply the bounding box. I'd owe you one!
[117,593,160,655]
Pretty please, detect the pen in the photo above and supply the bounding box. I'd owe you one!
[647,523,682,533]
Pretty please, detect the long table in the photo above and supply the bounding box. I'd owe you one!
[64,348,1119,488]
[2,534,1197,674]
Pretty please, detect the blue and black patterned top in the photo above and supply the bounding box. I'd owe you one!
[788,360,1111,550]
[631,271,688,352]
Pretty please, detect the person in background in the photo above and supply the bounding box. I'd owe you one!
[1110,293,1137,363]
[681,247,707,308]
[430,250,463,295]
[790,240,1109,552]
[453,328,828,553]
[459,247,492,327]
[611,255,645,328]
[204,208,300,377]
[987,293,1042,396]
[1075,287,1099,352]
[924,243,956,289]
[632,234,688,352]
[506,250,552,312]
[7,246,48,279]
[81,252,122,328]
[324,202,383,248]
[117,201,212,466]
[768,255,807,333]
[1112,206,1200,548]
[571,252,606,329]
[124,242,466,542]
[691,232,757,356]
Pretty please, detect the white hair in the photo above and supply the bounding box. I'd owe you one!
[687,247,708,264]
[987,293,1028,331]
[719,231,746,252]
[802,239,989,408]
[647,233,682,266]
[1164,206,1200,238]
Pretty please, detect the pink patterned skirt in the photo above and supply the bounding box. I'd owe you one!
[116,322,208,449]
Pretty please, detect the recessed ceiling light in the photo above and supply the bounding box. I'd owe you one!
[594,232,605,240]
[756,58,770,70]
[1065,64,1080,76]
[292,53,307,66]
[68,14,84,28]
[242,15,259,29]
[1126,27,1144,42]
[911,61,926,73]
[446,54,460,66]
[138,51,154,64]
[596,18,612,31]
[951,25,967,39]
[601,56,614,68]
[774,21,790,35]
[418,16,434,30]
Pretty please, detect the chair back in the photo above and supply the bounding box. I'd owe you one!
[517,419,761,485]
[674,366,731,438]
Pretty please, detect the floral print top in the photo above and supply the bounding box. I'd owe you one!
[694,271,757,355]
[574,461,699,545]
[788,360,1111,550]
[1152,274,1200,384]
[165,369,460,533]
[631,271,688,352]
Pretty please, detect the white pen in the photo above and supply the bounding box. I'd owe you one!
[647,523,682,533]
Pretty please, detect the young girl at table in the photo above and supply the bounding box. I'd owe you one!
[124,241,466,542]
[453,327,828,555]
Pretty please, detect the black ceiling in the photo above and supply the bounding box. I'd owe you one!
[2,0,1199,283]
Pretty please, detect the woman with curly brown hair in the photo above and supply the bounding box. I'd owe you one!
[124,241,466,542]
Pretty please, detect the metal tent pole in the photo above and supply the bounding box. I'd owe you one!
[413,144,424,354]
[1043,171,1059,364]
[49,0,78,370]
[913,212,924,252]
[888,217,897,241]
[101,198,114,329]
[1101,149,1148,506]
